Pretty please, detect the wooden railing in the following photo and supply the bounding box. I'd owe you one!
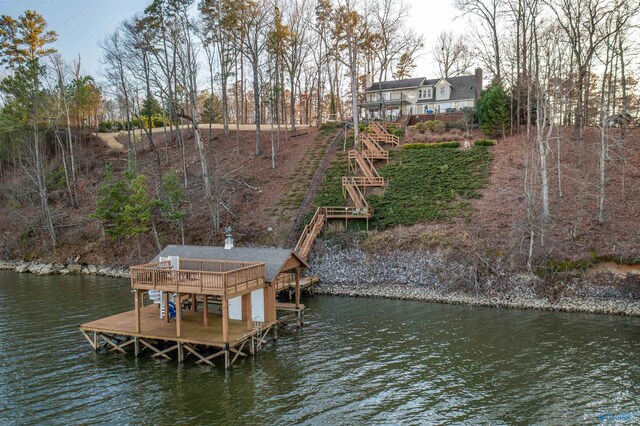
[368,122,400,145]
[324,206,373,218]
[130,259,266,296]
[295,207,327,259]
[368,131,400,146]
[343,182,368,208]
[294,123,394,259]
[342,176,385,187]
[349,150,380,178]
[361,135,389,161]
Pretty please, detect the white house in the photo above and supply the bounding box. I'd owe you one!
[361,68,483,119]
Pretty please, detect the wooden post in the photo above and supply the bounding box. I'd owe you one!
[295,267,301,309]
[93,331,98,351]
[164,291,170,323]
[134,290,141,333]
[295,267,301,328]
[176,293,182,338]
[178,342,184,363]
[223,295,230,370]
[203,295,208,327]
[222,297,229,345]
[134,337,139,357]
[242,293,252,331]
[191,293,197,312]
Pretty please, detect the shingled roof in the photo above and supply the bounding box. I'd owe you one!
[153,245,308,282]
[366,74,478,101]
[430,75,477,101]
[365,77,425,92]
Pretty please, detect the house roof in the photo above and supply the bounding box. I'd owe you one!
[422,75,477,102]
[153,245,308,282]
[366,74,478,102]
[365,77,425,92]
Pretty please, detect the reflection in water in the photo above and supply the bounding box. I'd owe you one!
[0,271,638,424]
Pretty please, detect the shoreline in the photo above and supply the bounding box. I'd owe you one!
[314,283,640,317]
[0,259,129,279]
[2,258,639,317]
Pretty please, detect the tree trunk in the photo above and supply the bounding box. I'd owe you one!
[252,59,262,156]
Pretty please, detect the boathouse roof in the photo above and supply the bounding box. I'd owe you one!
[154,245,308,282]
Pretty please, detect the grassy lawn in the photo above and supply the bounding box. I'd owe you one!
[368,146,492,228]
[311,152,349,208]
[309,145,492,230]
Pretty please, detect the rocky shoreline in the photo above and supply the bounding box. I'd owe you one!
[0,259,129,279]
[313,283,640,317]
[2,248,640,317]
[308,240,640,317]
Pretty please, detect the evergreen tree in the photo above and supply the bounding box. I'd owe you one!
[93,164,154,254]
[140,96,162,117]
[93,164,128,238]
[477,84,510,138]
[122,175,153,240]
[158,171,187,244]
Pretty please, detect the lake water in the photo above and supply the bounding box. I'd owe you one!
[0,271,638,425]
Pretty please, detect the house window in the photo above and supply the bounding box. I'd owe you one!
[418,88,432,99]
[440,86,445,96]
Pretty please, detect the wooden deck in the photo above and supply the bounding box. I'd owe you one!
[273,275,318,293]
[130,259,266,297]
[80,304,259,347]
[78,301,303,367]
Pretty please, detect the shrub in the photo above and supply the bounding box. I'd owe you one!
[427,120,445,133]
[130,117,142,129]
[388,125,405,137]
[403,141,461,150]
[445,119,467,131]
[474,139,496,146]
[152,115,166,128]
[98,122,108,132]
[415,122,428,134]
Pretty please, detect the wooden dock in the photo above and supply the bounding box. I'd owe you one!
[79,300,304,367]
[78,249,312,368]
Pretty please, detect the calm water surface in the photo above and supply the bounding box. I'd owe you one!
[0,271,638,425]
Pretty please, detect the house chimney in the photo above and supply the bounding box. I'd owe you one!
[224,226,234,250]
[366,73,373,89]
[474,68,483,100]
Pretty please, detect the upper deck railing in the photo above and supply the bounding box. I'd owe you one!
[130,258,266,297]
[367,92,407,102]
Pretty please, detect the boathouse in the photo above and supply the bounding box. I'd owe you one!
[79,244,311,368]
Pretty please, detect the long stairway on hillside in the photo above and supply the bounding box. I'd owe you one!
[294,124,399,259]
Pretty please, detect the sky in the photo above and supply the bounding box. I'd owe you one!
[0,0,463,80]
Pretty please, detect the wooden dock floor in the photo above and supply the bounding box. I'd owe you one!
[80,305,261,348]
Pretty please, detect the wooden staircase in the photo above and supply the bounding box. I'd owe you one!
[368,122,400,146]
[294,124,397,260]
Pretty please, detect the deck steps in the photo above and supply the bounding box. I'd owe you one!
[294,124,397,259]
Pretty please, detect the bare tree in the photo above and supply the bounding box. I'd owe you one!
[432,31,473,78]
[455,0,503,83]
[333,0,367,146]
[234,0,270,156]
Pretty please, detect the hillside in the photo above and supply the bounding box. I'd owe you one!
[1,123,638,275]
[318,126,640,272]
[0,126,338,265]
